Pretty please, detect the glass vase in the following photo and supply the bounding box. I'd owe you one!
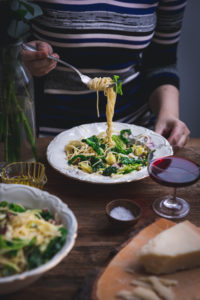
[0,42,38,163]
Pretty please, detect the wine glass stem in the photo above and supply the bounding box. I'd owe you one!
[163,187,180,209]
[172,187,177,204]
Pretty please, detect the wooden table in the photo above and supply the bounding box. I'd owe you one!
[3,138,200,300]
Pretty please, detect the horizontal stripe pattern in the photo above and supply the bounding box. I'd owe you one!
[32,0,186,136]
[36,0,158,6]
[154,0,187,44]
[35,1,158,13]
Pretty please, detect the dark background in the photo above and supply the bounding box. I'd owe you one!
[178,0,200,137]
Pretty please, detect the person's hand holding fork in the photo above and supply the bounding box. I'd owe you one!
[21,40,59,76]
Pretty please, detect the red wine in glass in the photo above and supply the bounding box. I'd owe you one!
[148,155,200,219]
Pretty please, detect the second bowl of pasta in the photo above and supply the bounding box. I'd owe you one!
[0,183,77,295]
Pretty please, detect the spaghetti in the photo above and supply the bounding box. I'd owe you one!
[65,129,150,177]
[0,202,67,277]
[65,76,150,177]
[87,77,116,145]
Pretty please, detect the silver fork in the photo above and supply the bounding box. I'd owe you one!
[22,43,92,86]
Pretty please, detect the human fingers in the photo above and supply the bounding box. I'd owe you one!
[35,40,53,55]
[168,121,190,149]
[26,57,58,77]
[22,41,59,63]
[34,41,60,61]
[173,133,190,152]
[22,41,49,62]
[154,120,171,139]
[22,41,59,76]
[36,58,58,76]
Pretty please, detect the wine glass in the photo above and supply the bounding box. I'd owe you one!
[148,154,200,219]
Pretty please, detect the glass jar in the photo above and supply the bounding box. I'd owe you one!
[0,42,38,163]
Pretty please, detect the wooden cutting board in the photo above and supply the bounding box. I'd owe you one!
[92,218,200,300]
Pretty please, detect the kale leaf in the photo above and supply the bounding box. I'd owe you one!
[0,201,8,207]
[39,209,54,221]
[112,133,132,155]
[90,156,105,172]
[68,154,88,165]
[0,235,30,253]
[103,166,118,176]
[9,203,26,213]
[120,157,144,165]
[27,246,43,270]
[120,129,132,145]
[2,263,18,276]
[43,227,67,261]
[113,75,123,95]
[82,135,104,155]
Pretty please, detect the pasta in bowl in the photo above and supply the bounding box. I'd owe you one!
[0,183,77,294]
[65,128,149,177]
[47,122,173,184]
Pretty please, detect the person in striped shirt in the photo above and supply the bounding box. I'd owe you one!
[22,0,190,149]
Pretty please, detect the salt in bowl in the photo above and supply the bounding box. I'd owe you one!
[106,199,141,228]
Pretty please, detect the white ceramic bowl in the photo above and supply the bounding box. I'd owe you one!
[0,183,78,295]
[47,122,173,184]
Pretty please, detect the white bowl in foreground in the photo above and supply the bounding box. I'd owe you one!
[0,183,78,295]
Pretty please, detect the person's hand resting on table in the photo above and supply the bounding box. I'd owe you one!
[149,85,190,150]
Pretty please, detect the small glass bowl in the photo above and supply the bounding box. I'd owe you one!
[1,162,47,189]
[106,199,141,228]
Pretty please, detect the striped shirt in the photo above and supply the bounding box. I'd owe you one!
[32,0,187,136]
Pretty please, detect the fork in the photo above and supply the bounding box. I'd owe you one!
[22,43,92,86]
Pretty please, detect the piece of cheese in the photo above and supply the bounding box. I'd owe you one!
[137,221,200,274]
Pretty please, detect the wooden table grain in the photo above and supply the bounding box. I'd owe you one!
[3,137,200,300]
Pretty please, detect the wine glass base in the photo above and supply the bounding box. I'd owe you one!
[152,195,190,219]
